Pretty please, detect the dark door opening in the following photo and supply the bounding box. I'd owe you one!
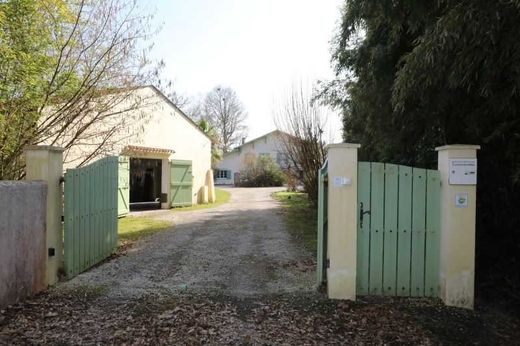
[130,158,162,210]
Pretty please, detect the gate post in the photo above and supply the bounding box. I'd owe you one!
[326,143,361,300]
[24,145,64,286]
[436,145,480,309]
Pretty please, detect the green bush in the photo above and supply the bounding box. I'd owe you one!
[239,155,285,187]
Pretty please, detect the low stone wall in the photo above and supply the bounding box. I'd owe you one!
[0,181,47,308]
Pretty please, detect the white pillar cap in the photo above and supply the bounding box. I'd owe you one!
[24,145,65,152]
[435,144,480,151]
[326,143,361,151]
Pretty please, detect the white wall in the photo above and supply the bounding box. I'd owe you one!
[215,131,286,185]
[57,86,211,206]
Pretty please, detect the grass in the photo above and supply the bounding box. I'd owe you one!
[117,189,230,244]
[118,216,173,243]
[272,191,317,254]
[172,188,231,212]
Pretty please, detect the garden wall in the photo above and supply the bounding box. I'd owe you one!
[0,181,47,308]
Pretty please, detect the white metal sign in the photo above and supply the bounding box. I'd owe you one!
[333,176,352,187]
[449,159,477,185]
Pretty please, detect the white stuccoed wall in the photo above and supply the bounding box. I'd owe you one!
[215,131,286,185]
[55,86,211,206]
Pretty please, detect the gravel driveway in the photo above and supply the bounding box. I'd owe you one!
[65,187,315,299]
[2,188,518,345]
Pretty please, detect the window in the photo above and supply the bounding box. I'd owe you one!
[276,152,290,167]
[215,170,231,179]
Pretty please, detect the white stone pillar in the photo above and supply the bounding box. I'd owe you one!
[206,169,216,203]
[326,143,361,300]
[24,145,64,286]
[436,145,480,309]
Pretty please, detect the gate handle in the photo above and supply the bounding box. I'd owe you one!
[360,202,371,228]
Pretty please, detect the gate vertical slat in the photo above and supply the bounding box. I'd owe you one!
[91,162,97,263]
[316,162,327,285]
[356,162,371,294]
[411,168,427,297]
[383,164,399,296]
[88,165,94,267]
[82,168,88,269]
[64,170,74,278]
[369,162,385,295]
[111,157,118,249]
[316,167,324,285]
[397,165,413,296]
[425,170,441,296]
[80,170,85,270]
[97,161,102,259]
[103,160,109,258]
[74,170,81,276]
[84,166,90,268]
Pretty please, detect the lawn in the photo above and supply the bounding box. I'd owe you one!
[118,189,230,244]
[172,188,231,212]
[272,191,317,254]
[118,216,172,243]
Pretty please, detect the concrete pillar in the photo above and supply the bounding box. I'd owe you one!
[326,143,361,300]
[199,186,209,204]
[24,145,64,286]
[206,169,216,203]
[436,145,480,309]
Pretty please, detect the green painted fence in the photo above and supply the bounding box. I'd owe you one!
[63,156,119,279]
[317,160,328,285]
[170,160,193,207]
[357,162,441,297]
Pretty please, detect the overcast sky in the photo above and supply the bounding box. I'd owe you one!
[148,0,344,141]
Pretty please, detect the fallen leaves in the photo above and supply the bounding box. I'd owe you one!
[1,291,519,345]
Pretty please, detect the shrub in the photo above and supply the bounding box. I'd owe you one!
[239,155,285,187]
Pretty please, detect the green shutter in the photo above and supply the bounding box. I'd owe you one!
[170,160,193,207]
[118,156,129,217]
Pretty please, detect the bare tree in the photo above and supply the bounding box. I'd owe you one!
[0,0,167,178]
[275,84,328,203]
[202,86,248,152]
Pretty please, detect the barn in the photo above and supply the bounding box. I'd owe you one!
[55,86,213,214]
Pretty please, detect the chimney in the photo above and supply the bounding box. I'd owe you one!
[241,137,246,145]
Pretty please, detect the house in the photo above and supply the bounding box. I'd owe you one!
[214,130,289,185]
[52,86,213,212]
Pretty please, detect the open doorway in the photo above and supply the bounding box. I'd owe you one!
[129,158,162,210]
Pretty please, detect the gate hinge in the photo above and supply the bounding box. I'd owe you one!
[326,259,330,268]
[59,176,65,184]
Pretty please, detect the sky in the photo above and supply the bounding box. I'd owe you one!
[148,0,344,142]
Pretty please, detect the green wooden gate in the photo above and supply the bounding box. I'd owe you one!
[170,159,193,207]
[357,162,441,297]
[64,156,119,279]
[317,160,329,285]
[118,156,129,217]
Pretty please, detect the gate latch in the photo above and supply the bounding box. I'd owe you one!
[359,202,371,228]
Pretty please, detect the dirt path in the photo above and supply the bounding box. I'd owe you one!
[1,188,519,345]
[65,187,314,299]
